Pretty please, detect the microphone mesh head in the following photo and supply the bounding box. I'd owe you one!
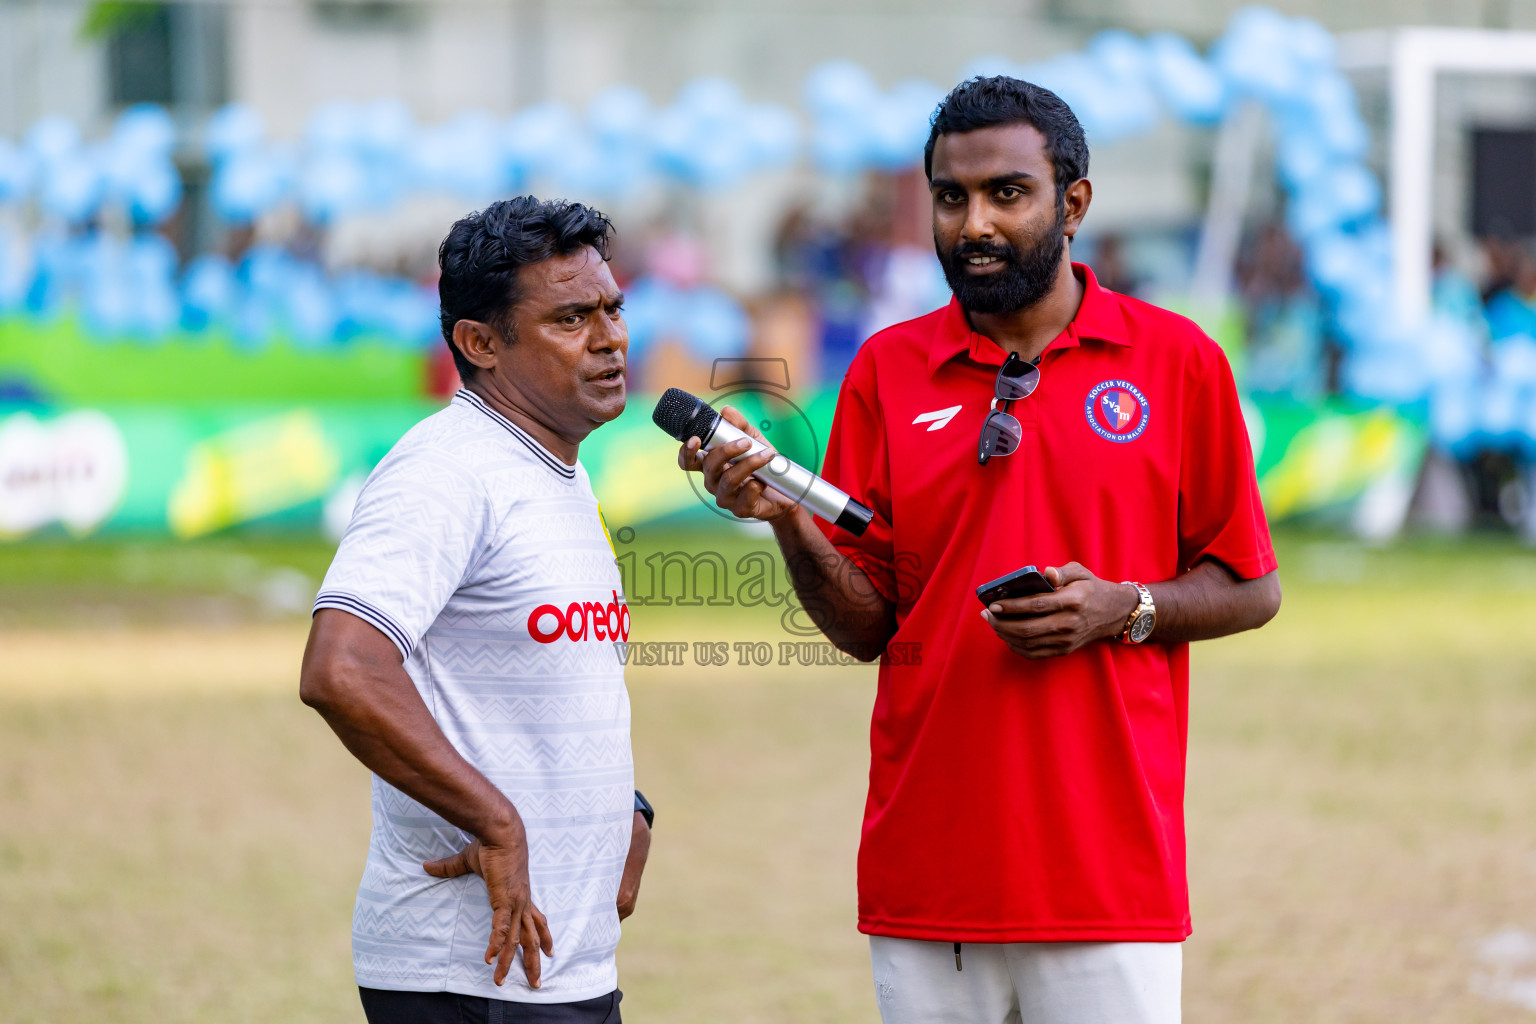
[652,388,720,443]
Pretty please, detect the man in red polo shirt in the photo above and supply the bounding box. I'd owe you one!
[679,76,1280,1023]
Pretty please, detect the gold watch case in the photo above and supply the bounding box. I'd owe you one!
[1119,581,1156,644]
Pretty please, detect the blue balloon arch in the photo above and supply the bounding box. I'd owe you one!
[0,4,1516,453]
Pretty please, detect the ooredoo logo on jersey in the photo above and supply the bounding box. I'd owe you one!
[527,591,631,644]
[1085,379,1150,443]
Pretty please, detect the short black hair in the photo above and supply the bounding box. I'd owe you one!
[923,76,1090,202]
[437,196,615,381]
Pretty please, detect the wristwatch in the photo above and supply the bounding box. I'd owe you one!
[1118,582,1156,644]
[633,789,654,829]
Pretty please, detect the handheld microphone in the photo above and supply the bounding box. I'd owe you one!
[652,388,874,536]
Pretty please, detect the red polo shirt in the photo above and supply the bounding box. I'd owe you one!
[819,264,1276,943]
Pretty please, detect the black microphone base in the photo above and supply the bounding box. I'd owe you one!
[834,500,875,537]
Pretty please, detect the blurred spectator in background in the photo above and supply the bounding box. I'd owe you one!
[1482,237,1536,342]
[1237,220,1326,400]
[1462,236,1536,531]
[1087,233,1139,297]
[773,173,949,384]
[773,199,868,381]
[858,170,951,351]
[1432,240,1487,331]
[1479,234,1522,304]
[644,227,708,290]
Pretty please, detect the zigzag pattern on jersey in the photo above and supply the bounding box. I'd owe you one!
[341,491,483,573]
[506,509,606,547]
[467,444,581,492]
[355,952,452,988]
[474,766,633,791]
[442,678,625,697]
[350,453,487,547]
[437,560,624,630]
[460,460,579,500]
[368,784,629,857]
[378,400,589,489]
[450,550,619,590]
[496,789,631,822]
[523,813,632,835]
[443,734,632,772]
[527,882,626,917]
[426,630,627,666]
[357,830,622,893]
[373,821,466,862]
[525,827,632,864]
[447,740,628,779]
[483,545,608,583]
[383,794,628,837]
[493,549,627,589]
[533,850,628,886]
[451,757,630,795]
[448,739,629,779]
[353,901,460,942]
[411,399,575,486]
[436,691,628,726]
[329,398,629,997]
[370,799,629,858]
[443,955,616,1001]
[323,460,494,645]
[355,882,630,955]
[369,746,627,815]
[534,912,623,966]
[425,639,625,677]
[483,467,584,499]
[358,853,470,898]
[450,874,620,917]
[437,718,626,742]
[435,579,623,616]
[358,858,448,899]
[452,555,616,594]
[451,898,621,955]
[455,388,579,480]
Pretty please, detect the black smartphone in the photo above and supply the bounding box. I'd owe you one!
[975,565,1056,606]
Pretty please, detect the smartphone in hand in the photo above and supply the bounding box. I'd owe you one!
[975,565,1056,607]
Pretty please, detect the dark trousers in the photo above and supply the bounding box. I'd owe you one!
[359,987,621,1024]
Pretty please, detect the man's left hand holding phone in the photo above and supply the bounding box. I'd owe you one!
[977,562,1140,660]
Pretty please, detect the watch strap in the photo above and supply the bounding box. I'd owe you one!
[1118,581,1154,643]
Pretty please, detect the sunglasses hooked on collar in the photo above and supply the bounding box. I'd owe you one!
[977,351,1042,466]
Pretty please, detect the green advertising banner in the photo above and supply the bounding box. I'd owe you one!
[0,315,430,404]
[0,402,434,540]
[0,392,1427,542]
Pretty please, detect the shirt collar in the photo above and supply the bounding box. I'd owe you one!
[926,262,1132,377]
[452,388,577,479]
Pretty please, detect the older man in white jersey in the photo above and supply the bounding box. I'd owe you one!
[301,196,649,1024]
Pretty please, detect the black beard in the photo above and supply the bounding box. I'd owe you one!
[937,203,1066,315]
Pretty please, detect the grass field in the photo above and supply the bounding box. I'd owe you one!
[3,530,1536,1022]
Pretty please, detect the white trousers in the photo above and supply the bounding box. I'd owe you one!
[869,937,1182,1024]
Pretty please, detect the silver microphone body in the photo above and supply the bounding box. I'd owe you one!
[651,388,873,536]
[704,417,863,529]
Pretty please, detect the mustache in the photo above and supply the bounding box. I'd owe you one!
[948,241,1018,262]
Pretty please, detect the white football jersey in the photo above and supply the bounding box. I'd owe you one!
[315,388,632,1003]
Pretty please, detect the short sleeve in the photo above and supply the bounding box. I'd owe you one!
[313,446,490,659]
[818,355,898,603]
[1177,346,1278,579]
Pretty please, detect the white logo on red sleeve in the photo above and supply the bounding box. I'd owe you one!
[1085,380,1149,443]
[528,591,631,643]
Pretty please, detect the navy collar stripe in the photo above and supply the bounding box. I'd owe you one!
[455,389,576,479]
